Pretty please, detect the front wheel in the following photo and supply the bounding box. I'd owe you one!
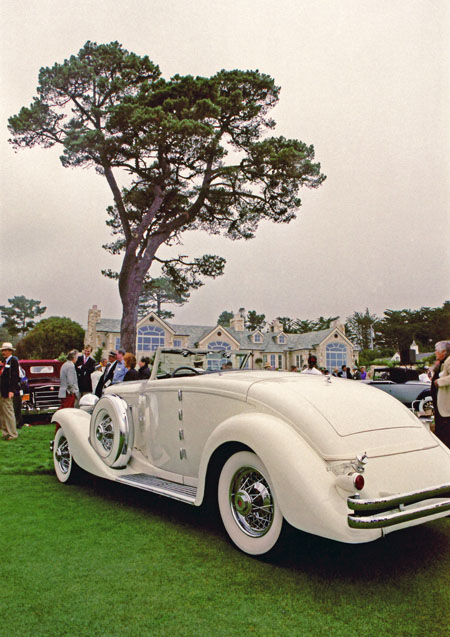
[53,427,80,483]
[419,396,434,414]
[218,451,284,555]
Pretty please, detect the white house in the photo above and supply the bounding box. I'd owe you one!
[85,306,358,371]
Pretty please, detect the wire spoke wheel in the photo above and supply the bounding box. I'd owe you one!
[95,415,114,453]
[230,467,274,537]
[53,427,80,483]
[218,451,284,555]
[55,436,71,474]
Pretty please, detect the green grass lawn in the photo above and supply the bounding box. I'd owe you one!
[1,425,449,637]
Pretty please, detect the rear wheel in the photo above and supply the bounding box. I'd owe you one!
[218,451,284,555]
[53,428,80,483]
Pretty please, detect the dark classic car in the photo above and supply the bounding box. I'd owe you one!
[19,359,63,415]
[364,366,433,412]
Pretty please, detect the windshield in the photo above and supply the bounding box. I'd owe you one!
[150,348,251,379]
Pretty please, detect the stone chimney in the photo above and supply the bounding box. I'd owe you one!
[330,317,346,334]
[86,305,101,347]
[230,308,246,332]
[270,318,283,333]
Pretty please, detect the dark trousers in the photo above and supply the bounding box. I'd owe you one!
[13,394,23,428]
[434,412,450,448]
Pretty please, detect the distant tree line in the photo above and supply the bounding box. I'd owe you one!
[1,294,448,360]
[346,303,449,353]
[217,302,449,355]
[0,296,84,359]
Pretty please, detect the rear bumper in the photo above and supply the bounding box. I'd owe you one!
[348,484,450,529]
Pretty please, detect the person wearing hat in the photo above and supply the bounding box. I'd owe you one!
[0,342,20,440]
[94,350,118,397]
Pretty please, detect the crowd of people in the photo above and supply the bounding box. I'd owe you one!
[283,356,369,379]
[63,345,152,402]
[1,340,449,447]
[0,342,151,440]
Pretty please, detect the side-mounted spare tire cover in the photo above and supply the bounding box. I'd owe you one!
[89,395,133,468]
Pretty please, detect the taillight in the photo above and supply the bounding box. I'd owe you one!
[335,472,365,492]
[353,473,365,490]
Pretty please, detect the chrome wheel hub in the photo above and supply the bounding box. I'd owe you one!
[55,436,70,474]
[95,416,114,453]
[229,467,274,537]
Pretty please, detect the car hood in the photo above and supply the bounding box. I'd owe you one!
[246,374,436,459]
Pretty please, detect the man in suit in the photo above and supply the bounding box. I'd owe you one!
[95,350,118,397]
[0,342,20,440]
[75,345,96,395]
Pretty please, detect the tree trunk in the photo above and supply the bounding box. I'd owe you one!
[120,288,140,353]
[118,236,168,353]
[119,256,145,353]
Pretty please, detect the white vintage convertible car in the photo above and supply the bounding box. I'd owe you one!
[51,349,450,556]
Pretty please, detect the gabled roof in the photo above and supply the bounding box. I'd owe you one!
[136,312,176,334]
[285,327,336,350]
[169,324,219,345]
[96,318,121,332]
[95,315,349,353]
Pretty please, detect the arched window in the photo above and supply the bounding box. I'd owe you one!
[208,341,231,370]
[137,325,165,351]
[326,342,347,372]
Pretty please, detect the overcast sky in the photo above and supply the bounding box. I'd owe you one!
[1,0,449,330]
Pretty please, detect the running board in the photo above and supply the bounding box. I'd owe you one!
[116,473,197,504]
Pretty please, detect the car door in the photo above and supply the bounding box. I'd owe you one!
[143,388,187,476]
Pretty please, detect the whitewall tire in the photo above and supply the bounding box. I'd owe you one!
[218,451,284,556]
[53,428,79,483]
[89,395,133,469]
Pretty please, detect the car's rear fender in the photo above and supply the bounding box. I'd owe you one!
[196,411,380,543]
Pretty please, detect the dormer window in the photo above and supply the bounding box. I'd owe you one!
[253,332,262,343]
[278,333,286,344]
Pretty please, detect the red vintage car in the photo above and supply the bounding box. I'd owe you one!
[19,359,63,415]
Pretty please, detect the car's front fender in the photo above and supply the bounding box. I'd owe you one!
[196,411,380,544]
[51,408,124,480]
